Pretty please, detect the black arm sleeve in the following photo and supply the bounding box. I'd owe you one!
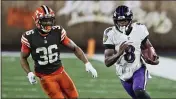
[141,36,148,45]
[104,44,115,49]
[141,36,149,50]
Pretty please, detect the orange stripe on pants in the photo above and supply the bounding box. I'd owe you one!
[39,70,78,99]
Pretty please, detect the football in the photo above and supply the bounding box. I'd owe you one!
[141,47,157,62]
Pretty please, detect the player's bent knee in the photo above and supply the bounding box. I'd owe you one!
[68,92,79,99]
[134,89,151,99]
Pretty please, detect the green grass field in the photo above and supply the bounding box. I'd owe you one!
[2,56,176,98]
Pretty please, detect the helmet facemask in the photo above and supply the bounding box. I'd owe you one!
[38,16,55,33]
[114,18,132,34]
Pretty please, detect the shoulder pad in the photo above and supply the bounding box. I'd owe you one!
[133,22,146,29]
[136,22,144,25]
[104,27,113,35]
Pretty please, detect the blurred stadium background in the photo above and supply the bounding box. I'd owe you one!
[2,1,176,98]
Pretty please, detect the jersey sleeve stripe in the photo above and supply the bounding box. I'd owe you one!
[21,39,30,48]
[21,37,30,47]
[21,43,30,53]
[61,33,66,39]
[21,35,30,45]
[61,30,66,37]
[61,29,66,41]
[21,41,30,48]
[22,35,28,41]
[61,35,66,41]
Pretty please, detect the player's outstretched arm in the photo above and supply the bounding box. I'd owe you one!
[20,41,37,85]
[20,52,31,74]
[20,51,37,84]
[62,37,98,78]
[141,38,159,65]
[104,41,129,67]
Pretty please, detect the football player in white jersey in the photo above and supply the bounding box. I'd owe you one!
[103,5,159,99]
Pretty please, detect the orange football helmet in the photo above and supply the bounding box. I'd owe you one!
[32,5,55,33]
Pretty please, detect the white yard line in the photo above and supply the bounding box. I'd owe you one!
[3,87,38,92]
[2,52,176,81]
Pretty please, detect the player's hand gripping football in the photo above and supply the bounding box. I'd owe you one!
[146,55,159,65]
[118,41,131,56]
[85,62,98,78]
[142,47,159,65]
[27,72,37,85]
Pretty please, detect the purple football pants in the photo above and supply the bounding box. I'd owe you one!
[121,65,149,99]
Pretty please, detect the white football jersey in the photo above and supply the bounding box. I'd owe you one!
[103,22,149,81]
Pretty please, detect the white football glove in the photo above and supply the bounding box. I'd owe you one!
[85,62,98,78]
[27,72,37,85]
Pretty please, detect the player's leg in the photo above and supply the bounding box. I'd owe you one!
[39,75,65,99]
[59,70,79,98]
[120,79,137,99]
[132,66,151,99]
